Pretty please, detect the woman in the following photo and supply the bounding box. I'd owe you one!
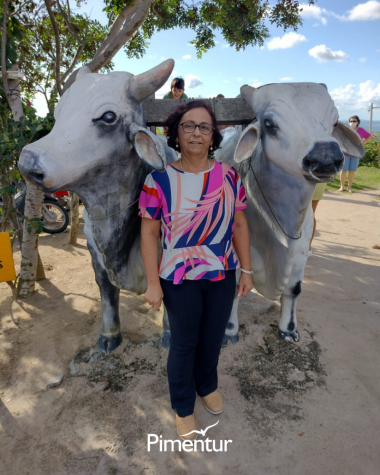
[138,100,253,441]
[339,115,370,193]
[163,77,189,101]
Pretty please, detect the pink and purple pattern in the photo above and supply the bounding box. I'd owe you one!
[138,161,247,284]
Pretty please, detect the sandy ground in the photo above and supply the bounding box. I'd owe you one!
[0,188,379,475]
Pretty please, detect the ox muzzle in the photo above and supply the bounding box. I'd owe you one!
[19,148,60,192]
[302,141,344,182]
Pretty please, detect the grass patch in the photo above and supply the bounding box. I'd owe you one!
[327,166,380,192]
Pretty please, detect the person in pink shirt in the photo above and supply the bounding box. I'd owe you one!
[339,115,371,193]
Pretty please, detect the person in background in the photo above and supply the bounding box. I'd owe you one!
[309,182,327,256]
[163,78,189,101]
[338,115,370,193]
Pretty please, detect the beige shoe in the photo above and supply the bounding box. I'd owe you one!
[203,390,223,415]
[176,414,197,441]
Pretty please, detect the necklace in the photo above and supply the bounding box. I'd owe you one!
[179,159,211,173]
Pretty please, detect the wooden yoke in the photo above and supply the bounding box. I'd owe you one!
[142,97,255,132]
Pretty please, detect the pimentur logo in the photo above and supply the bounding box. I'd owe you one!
[147,420,233,452]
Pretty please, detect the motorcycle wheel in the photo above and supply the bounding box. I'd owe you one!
[41,201,69,234]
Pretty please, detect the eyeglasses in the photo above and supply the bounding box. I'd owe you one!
[349,120,358,123]
[179,121,214,135]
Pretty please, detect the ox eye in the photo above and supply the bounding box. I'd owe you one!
[93,111,117,124]
[264,118,278,135]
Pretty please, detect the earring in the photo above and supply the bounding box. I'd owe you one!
[209,145,214,152]
[175,142,179,150]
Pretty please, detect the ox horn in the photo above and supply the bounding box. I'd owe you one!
[129,59,175,103]
[240,84,257,108]
[62,65,92,94]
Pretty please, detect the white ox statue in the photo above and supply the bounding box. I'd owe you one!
[19,60,364,352]
[216,83,364,343]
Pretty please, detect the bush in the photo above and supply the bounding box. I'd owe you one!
[359,136,380,168]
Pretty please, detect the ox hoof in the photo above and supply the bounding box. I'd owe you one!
[161,331,171,349]
[222,333,240,346]
[98,333,122,353]
[278,329,300,343]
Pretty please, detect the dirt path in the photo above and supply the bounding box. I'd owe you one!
[1,188,379,475]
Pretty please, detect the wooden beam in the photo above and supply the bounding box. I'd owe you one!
[142,98,254,126]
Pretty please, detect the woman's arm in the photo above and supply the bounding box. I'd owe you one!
[141,217,163,311]
[232,210,254,297]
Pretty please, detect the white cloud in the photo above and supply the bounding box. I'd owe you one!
[185,73,202,89]
[233,77,244,82]
[160,56,165,60]
[267,32,307,50]
[182,54,191,60]
[358,80,380,102]
[223,79,229,84]
[342,1,380,21]
[359,57,367,63]
[330,81,380,114]
[309,45,349,62]
[280,77,294,81]
[221,44,231,49]
[299,3,329,24]
[251,80,262,88]
[148,54,157,59]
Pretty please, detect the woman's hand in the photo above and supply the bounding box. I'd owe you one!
[144,283,164,311]
[237,272,254,297]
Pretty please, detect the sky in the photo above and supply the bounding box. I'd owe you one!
[33,0,380,125]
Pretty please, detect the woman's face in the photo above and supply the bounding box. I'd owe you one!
[177,107,214,158]
[171,86,184,100]
[349,118,359,129]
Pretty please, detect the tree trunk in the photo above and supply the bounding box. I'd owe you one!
[68,192,80,244]
[17,182,44,298]
[7,65,24,121]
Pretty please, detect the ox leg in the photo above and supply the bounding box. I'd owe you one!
[84,213,122,353]
[222,271,240,345]
[278,208,313,343]
[161,305,171,348]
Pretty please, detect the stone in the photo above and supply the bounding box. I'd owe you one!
[47,374,63,388]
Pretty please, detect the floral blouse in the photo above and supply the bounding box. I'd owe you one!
[138,160,247,285]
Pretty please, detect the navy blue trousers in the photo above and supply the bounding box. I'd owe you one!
[160,270,236,417]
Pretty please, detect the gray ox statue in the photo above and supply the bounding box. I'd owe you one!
[19,60,364,352]
[216,83,364,343]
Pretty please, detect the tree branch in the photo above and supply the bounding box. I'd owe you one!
[94,1,138,60]
[44,0,62,96]
[61,43,84,83]
[1,0,10,103]
[86,0,153,73]
[56,0,82,44]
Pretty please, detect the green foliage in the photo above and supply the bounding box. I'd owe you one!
[103,0,314,59]
[5,1,113,110]
[359,137,380,168]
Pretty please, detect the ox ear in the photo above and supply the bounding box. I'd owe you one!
[234,123,260,163]
[332,122,365,158]
[129,59,174,103]
[130,124,166,170]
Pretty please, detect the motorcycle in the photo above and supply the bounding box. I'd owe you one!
[14,187,70,234]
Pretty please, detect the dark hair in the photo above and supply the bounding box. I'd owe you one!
[171,77,185,90]
[164,100,223,153]
[349,115,360,125]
